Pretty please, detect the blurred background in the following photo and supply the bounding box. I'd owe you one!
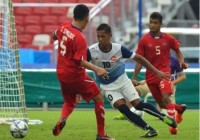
[12,0,199,109]
[13,0,199,68]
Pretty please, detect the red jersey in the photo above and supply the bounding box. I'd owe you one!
[55,23,87,83]
[136,32,180,83]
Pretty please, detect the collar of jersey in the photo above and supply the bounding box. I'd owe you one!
[71,24,82,32]
[98,43,112,53]
[149,31,163,39]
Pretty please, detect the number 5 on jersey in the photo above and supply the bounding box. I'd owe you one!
[155,46,160,55]
[60,36,67,56]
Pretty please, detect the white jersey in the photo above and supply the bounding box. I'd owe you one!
[88,43,135,90]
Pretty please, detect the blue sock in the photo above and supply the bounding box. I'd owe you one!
[135,102,165,120]
[117,104,154,131]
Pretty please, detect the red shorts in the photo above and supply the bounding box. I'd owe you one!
[59,73,100,107]
[147,79,173,102]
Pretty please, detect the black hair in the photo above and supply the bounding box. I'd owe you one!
[73,4,89,21]
[96,23,112,33]
[150,12,163,24]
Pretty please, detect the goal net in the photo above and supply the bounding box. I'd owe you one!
[0,0,27,124]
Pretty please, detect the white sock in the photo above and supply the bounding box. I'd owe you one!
[161,109,167,114]
[130,107,136,113]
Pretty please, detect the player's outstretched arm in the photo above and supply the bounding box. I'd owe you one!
[80,60,109,79]
[175,49,189,69]
[132,62,142,86]
[133,54,170,80]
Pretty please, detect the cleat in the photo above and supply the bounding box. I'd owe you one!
[141,130,158,138]
[52,120,66,136]
[96,134,115,140]
[169,127,178,135]
[162,115,177,128]
[176,104,187,124]
[113,114,126,120]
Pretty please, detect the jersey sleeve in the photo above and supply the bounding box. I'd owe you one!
[136,37,145,56]
[73,36,87,62]
[55,26,65,42]
[121,46,135,59]
[169,35,180,52]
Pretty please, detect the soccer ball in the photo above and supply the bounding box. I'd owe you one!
[10,120,28,138]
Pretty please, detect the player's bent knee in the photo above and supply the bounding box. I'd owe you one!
[113,99,126,108]
[130,98,141,106]
[134,101,144,110]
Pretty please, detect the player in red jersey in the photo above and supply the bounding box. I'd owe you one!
[132,12,189,134]
[52,4,114,140]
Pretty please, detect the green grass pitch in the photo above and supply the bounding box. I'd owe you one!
[0,110,199,140]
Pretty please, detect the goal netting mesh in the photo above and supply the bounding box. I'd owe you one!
[0,0,27,124]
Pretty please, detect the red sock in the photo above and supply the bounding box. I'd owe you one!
[95,101,105,136]
[166,103,175,118]
[174,104,183,113]
[61,102,75,119]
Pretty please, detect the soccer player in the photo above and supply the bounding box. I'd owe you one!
[114,55,187,119]
[169,56,187,103]
[132,12,189,134]
[155,55,187,113]
[87,23,177,138]
[52,4,115,140]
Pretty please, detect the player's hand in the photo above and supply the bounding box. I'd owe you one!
[156,71,171,80]
[96,68,109,79]
[132,79,140,86]
[180,62,189,69]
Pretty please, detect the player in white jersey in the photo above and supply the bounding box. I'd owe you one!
[87,23,177,138]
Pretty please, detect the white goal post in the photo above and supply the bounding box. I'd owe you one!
[0,0,27,124]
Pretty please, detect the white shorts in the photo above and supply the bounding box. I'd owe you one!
[104,78,140,106]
